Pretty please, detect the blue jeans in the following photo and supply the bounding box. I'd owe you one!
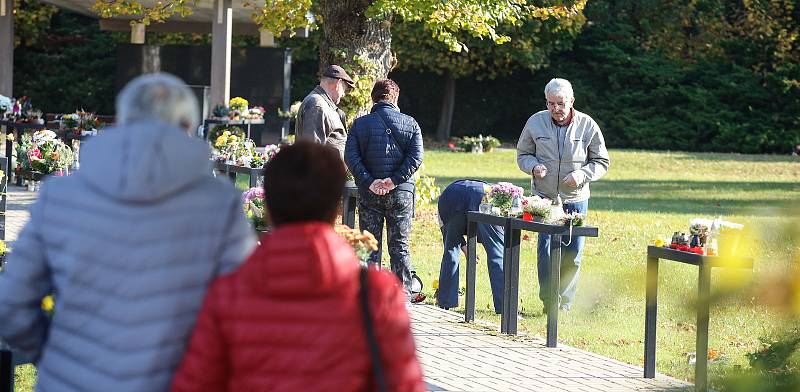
[537,200,589,310]
[437,212,505,313]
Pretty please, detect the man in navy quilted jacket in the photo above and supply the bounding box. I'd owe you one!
[344,79,425,302]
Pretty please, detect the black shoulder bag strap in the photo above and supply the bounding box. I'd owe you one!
[375,111,407,153]
[360,267,388,392]
[375,110,417,218]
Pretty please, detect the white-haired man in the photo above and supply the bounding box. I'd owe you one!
[516,78,610,312]
[295,64,355,157]
[0,73,257,392]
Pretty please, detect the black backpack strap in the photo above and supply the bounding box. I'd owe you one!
[360,267,388,392]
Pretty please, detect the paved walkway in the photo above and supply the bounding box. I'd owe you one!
[410,305,691,391]
[3,185,693,391]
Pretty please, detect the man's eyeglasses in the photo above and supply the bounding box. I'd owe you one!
[546,100,569,109]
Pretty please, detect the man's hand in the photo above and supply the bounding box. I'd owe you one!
[533,164,548,179]
[369,178,396,195]
[380,178,396,192]
[562,171,586,188]
[369,179,387,195]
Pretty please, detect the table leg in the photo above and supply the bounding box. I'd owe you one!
[695,265,711,392]
[504,227,522,335]
[0,347,11,392]
[546,234,562,348]
[500,223,514,332]
[0,157,6,241]
[343,194,357,228]
[644,256,659,378]
[249,170,258,188]
[465,219,478,322]
[3,126,13,186]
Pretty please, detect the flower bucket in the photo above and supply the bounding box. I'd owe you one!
[522,211,533,221]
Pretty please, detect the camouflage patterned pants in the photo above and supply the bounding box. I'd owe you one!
[358,188,415,292]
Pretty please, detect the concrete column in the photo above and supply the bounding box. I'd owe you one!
[259,30,275,47]
[131,22,146,44]
[0,0,13,97]
[210,0,232,108]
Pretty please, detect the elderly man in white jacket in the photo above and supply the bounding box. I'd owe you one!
[517,78,610,312]
[0,73,256,392]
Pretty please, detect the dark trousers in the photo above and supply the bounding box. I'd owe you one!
[437,212,505,313]
[537,199,589,310]
[358,189,415,292]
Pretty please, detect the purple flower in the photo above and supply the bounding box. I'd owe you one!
[491,182,523,198]
[242,187,264,203]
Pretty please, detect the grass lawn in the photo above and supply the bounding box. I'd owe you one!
[13,148,800,391]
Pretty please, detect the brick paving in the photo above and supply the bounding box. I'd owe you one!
[3,185,37,242]
[410,305,692,391]
[3,186,693,391]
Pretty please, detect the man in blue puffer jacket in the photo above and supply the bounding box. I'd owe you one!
[344,79,424,302]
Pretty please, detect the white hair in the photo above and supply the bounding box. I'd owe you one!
[116,73,199,131]
[544,78,574,98]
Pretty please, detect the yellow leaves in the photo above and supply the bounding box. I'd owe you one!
[41,295,54,312]
[249,0,312,37]
[370,0,585,53]
[93,0,198,25]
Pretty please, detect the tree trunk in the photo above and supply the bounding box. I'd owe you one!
[436,71,456,142]
[318,0,393,120]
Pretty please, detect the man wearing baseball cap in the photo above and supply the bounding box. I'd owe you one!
[295,64,355,157]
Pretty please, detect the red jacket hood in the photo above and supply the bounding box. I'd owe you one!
[244,222,360,297]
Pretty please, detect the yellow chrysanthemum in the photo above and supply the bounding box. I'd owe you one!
[229,97,249,111]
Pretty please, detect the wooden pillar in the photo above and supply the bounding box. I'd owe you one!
[259,30,275,47]
[0,0,13,97]
[131,22,146,44]
[210,0,232,108]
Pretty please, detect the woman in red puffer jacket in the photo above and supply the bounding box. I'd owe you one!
[171,141,425,392]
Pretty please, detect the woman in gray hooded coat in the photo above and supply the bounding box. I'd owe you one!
[0,73,257,392]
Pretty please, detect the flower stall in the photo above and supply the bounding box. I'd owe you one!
[212,130,280,188]
[203,97,266,140]
[0,96,49,185]
[15,130,75,189]
[59,111,101,139]
[0,96,44,124]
